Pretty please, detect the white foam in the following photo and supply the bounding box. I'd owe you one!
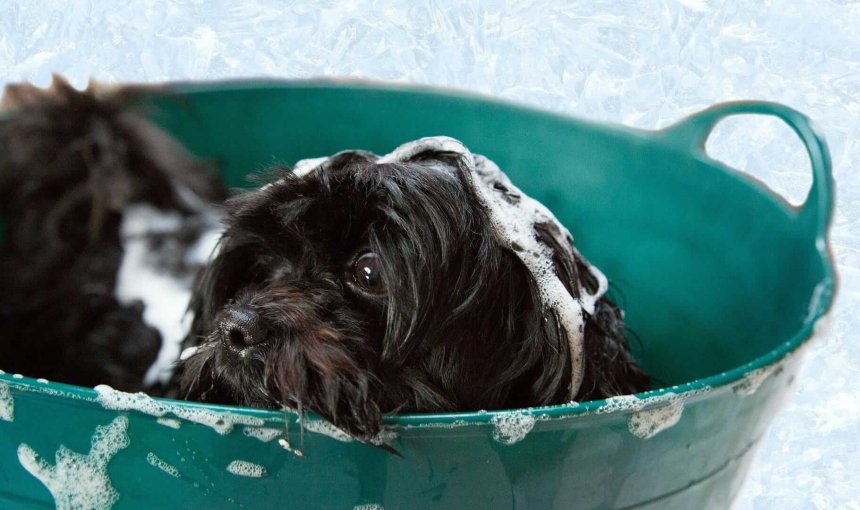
[354,505,385,510]
[593,389,709,439]
[463,150,607,398]
[13,373,23,379]
[368,428,399,447]
[595,394,642,415]
[301,419,354,442]
[156,417,182,429]
[17,416,130,510]
[400,419,471,430]
[292,156,329,177]
[226,460,267,478]
[0,382,14,422]
[37,378,49,384]
[628,394,685,439]
[179,346,199,361]
[291,136,605,398]
[491,411,536,445]
[733,365,780,396]
[95,384,264,434]
[242,426,282,442]
[146,452,180,478]
[804,281,829,324]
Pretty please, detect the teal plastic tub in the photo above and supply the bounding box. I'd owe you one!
[0,80,836,509]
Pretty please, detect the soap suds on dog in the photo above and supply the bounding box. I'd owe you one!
[17,416,130,510]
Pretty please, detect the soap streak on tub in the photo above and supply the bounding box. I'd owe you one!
[226,460,267,478]
[242,426,282,442]
[491,411,536,445]
[733,364,780,396]
[596,387,711,439]
[146,452,180,478]
[628,394,685,439]
[95,385,264,435]
[17,416,130,510]
[0,381,14,422]
[157,417,182,430]
[300,418,354,442]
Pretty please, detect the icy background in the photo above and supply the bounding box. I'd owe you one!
[1,1,858,508]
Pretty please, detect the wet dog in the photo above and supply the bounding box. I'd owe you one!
[174,137,650,445]
[0,78,224,390]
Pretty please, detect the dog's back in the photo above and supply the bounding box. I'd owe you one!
[0,78,224,390]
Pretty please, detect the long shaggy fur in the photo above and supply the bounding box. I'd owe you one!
[174,150,650,444]
[0,78,224,390]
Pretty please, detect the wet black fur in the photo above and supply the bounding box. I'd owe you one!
[175,150,650,444]
[0,79,224,390]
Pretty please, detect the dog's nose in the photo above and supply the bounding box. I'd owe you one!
[219,306,266,350]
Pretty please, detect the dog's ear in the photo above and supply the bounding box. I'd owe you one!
[533,222,650,401]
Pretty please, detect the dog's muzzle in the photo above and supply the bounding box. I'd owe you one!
[218,306,266,353]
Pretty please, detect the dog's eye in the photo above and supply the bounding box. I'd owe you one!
[352,251,385,294]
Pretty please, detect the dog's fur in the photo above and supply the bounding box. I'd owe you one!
[0,78,224,390]
[175,150,650,444]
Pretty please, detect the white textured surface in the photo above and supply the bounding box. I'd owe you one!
[1,1,858,507]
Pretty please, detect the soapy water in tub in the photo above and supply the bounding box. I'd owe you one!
[17,416,129,510]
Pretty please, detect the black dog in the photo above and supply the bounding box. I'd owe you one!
[174,137,650,444]
[0,78,225,390]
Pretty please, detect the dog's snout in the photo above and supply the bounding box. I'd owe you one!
[219,306,266,350]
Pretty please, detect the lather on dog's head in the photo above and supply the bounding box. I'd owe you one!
[178,139,649,444]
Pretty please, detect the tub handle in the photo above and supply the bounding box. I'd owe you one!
[662,101,834,243]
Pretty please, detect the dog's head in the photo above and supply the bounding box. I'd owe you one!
[179,138,648,444]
